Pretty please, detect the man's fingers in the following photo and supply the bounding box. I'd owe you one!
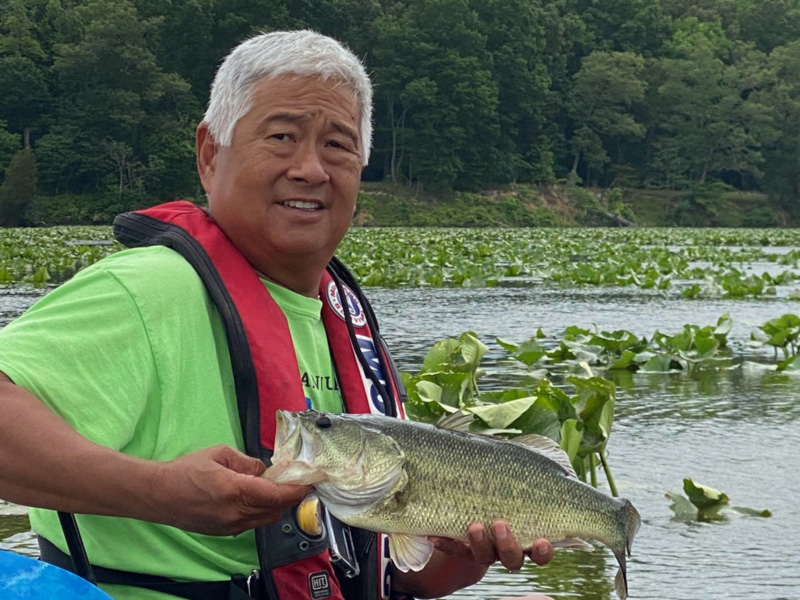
[491,521,525,571]
[527,538,554,566]
[431,536,473,559]
[438,523,555,576]
[467,523,498,566]
[211,445,267,476]
[240,477,311,509]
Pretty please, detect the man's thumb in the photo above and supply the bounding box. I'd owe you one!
[213,445,266,476]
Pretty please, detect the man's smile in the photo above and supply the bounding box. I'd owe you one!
[279,200,324,210]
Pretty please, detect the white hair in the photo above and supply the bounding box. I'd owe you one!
[204,30,373,165]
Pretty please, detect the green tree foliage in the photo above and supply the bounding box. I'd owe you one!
[0,0,49,134]
[0,121,19,180]
[739,0,800,54]
[567,51,647,182]
[1,0,800,224]
[577,0,672,57]
[755,39,800,207]
[647,37,774,189]
[39,0,197,201]
[0,147,37,226]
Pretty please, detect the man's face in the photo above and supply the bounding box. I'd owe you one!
[198,74,363,283]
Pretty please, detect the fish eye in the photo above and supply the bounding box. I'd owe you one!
[315,415,332,429]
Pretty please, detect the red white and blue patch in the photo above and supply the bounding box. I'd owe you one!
[325,281,367,328]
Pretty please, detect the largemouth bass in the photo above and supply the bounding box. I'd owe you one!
[264,410,640,599]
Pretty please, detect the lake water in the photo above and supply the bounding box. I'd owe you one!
[2,273,799,599]
[370,285,800,600]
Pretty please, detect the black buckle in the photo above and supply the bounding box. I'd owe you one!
[246,569,261,598]
[324,511,360,578]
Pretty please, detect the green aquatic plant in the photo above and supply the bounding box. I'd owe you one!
[3,226,800,294]
[650,314,733,369]
[402,332,620,494]
[750,313,800,371]
[498,314,735,375]
[666,479,771,522]
[0,226,118,287]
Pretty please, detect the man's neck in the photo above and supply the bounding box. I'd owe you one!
[254,264,322,298]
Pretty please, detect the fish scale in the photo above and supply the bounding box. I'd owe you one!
[354,417,612,544]
[265,410,640,599]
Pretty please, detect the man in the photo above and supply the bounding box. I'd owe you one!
[0,30,553,599]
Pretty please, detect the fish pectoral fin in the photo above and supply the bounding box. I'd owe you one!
[387,533,435,573]
[552,536,594,552]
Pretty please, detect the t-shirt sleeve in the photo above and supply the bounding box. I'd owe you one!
[0,266,159,452]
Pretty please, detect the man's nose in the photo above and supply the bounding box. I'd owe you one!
[287,141,330,184]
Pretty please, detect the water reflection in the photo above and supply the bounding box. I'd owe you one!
[448,549,615,600]
[0,503,34,556]
[609,368,800,425]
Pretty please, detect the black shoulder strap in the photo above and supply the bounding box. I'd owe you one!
[39,536,255,600]
[57,511,95,584]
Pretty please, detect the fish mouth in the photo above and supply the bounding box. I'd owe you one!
[269,410,305,472]
[274,410,299,451]
[267,410,326,485]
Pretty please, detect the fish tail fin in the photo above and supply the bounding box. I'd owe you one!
[612,498,641,600]
[614,566,628,600]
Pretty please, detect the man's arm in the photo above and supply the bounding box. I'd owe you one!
[0,373,311,535]
[391,521,555,599]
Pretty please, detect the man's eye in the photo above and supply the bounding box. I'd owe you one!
[270,133,292,141]
[327,139,354,152]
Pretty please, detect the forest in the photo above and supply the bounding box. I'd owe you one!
[2,0,800,225]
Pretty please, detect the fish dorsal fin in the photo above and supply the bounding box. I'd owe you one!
[387,533,435,573]
[435,410,475,432]
[511,434,576,477]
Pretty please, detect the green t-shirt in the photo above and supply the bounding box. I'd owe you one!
[263,281,342,414]
[0,246,342,599]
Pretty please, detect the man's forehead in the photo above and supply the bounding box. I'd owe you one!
[247,75,360,133]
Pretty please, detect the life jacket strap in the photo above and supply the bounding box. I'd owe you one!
[38,536,262,600]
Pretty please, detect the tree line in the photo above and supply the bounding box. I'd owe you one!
[2,0,800,225]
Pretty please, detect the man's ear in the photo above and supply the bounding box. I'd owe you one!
[196,122,218,195]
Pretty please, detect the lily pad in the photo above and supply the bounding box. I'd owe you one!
[667,478,771,522]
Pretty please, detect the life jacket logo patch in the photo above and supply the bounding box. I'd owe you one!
[308,571,332,599]
[326,281,367,327]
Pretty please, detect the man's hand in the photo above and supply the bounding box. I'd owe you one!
[433,521,554,571]
[393,521,554,599]
[145,445,312,535]
[0,375,310,536]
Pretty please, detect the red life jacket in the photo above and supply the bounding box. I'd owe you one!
[113,200,405,600]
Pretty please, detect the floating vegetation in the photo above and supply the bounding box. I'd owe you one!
[666,478,771,522]
[499,314,800,375]
[0,227,118,287]
[401,314,799,493]
[750,313,800,371]
[339,227,800,296]
[2,226,799,295]
[402,332,621,494]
